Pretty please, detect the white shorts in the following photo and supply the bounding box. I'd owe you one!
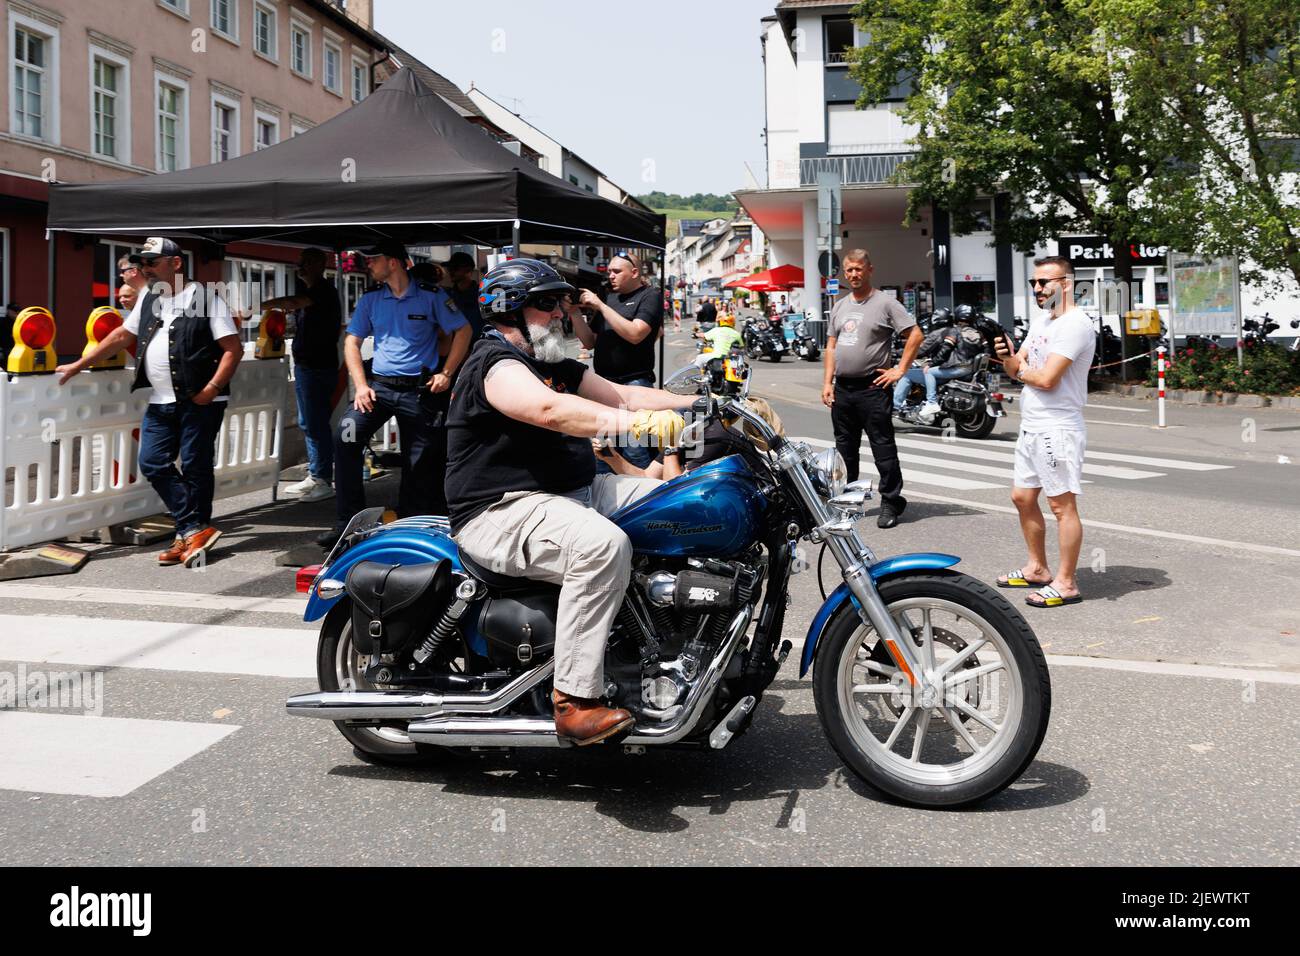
[1014,429,1086,497]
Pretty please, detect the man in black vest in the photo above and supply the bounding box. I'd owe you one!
[58,237,243,567]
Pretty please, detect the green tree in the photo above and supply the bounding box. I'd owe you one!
[849,0,1177,315]
[1100,0,1300,292]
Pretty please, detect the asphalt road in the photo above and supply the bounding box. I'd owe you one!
[1,331,1297,864]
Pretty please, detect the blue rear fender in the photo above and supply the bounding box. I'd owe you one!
[798,553,960,677]
[303,526,465,623]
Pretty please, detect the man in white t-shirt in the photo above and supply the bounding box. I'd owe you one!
[58,237,243,567]
[993,255,1096,608]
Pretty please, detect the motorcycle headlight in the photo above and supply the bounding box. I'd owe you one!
[796,321,809,336]
[807,448,847,498]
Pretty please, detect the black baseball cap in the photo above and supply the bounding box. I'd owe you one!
[358,241,409,261]
[129,236,182,262]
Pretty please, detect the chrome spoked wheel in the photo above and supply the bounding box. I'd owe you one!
[333,619,413,747]
[836,597,1021,786]
[813,572,1050,807]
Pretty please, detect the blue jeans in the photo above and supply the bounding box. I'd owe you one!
[594,374,657,473]
[893,365,969,409]
[294,366,338,482]
[333,381,448,526]
[137,400,227,538]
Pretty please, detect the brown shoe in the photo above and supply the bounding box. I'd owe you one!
[180,527,223,568]
[158,536,186,566]
[552,690,634,746]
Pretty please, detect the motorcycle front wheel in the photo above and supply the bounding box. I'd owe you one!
[315,601,446,764]
[812,571,1050,808]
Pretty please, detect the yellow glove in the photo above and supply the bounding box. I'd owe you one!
[629,409,685,448]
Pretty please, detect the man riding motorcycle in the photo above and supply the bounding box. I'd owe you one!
[696,313,744,354]
[892,304,987,422]
[445,259,694,746]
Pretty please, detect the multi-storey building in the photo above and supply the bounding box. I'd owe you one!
[1,0,386,353]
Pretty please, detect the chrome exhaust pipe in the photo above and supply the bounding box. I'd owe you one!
[406,716,562,748]
[285,660,554,721]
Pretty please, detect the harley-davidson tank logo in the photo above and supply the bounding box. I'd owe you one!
[644,520,724,537]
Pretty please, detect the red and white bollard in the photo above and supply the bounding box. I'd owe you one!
[1156,346,1167,428]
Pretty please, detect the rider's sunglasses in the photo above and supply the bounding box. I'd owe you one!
[528,294,565,312]
[1029,275,1070,288]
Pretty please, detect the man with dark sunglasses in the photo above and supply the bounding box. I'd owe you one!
[994,255,1095,609]
[568,251,664,470]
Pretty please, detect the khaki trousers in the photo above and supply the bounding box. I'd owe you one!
[454,474,661,698]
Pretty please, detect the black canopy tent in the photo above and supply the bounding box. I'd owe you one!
[46,67,669,378]
[46,68,665,251]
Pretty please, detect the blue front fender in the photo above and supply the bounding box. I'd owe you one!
[303,527,466,622]
[798,552,960,677]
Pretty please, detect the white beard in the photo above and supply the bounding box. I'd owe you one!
[527,319,566,364]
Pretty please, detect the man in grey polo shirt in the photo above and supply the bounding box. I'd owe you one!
[820,248,923,528]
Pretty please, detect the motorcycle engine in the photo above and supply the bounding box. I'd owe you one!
[604,557,762,717]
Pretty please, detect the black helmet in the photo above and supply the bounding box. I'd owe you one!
[953,304,977,323]
[930,306,953,325]
[478,258,574,322]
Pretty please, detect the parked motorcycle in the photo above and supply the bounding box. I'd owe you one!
[742,316,788,362]
[287,361,1051,808]
[892,311,1011,440]
[784,314,821,362]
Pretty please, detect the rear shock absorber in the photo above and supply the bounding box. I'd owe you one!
[413,578,480,664]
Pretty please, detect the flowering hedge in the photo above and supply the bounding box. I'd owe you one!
[1146,339,1300,395]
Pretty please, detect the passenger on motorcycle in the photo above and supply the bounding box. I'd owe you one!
[445,259,695,746]
[892,304,987,422]
[696,313,744,354]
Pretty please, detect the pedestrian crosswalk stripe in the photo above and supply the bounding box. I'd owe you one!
[794,438,1002,490]
[0,582,310,616]
[892,437,1165,480]
[901,431,1233,471]
[0,614,316,679]
[0,712,238,798]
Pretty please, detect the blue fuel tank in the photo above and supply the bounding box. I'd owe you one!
[611,455,768,558]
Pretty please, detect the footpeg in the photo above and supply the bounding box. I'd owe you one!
[709,695,756,749]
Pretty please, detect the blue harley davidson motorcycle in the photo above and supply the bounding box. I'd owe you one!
[287,361,1051,807]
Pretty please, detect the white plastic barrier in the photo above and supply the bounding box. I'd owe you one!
[0,355,286,552]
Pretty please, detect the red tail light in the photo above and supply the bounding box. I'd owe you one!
[296,564,322,594]
[990,393,1004,402]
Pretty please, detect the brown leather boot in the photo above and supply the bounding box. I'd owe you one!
[552,690,634,746]
[158,536,186,566]
[180,527,223,568]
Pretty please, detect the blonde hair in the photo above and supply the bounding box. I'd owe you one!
[738,395,784,452]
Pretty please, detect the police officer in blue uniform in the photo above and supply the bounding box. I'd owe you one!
[319,241,471,547]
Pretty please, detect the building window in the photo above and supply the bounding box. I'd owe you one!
[825,17,854,65]
[253,2,276,58]
[291,122,310,137]
[159,0,189,15]
[255,113,279,150]
[352,59,368,101]
[13,25,51,140]
[211,0,235,40]
[323,41,342,94]
[156,79,187,171]
[212,97,239,162]
[91,57,121,159]
[290,23,311,76]
[568,174,579,186]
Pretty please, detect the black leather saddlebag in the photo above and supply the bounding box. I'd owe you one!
[477,586,559,667]
[346,559,451,655]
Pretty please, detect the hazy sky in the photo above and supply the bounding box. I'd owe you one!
[374,0,776,197]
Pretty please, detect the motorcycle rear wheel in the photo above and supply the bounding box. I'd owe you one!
[812,571,1050,808]
[953,410,997,440]
[315,601,447,764]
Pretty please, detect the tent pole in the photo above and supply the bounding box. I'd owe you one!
[657,249,666,388]
[511,220,520,256]
[47,231,56,317]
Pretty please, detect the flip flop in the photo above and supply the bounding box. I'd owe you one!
[997,568,1052,589]
[1025,585,1082,608]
